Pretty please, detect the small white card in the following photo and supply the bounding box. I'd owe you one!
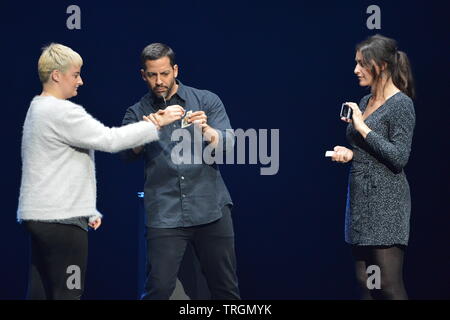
[181,110,192,128]
[325,151,335,157]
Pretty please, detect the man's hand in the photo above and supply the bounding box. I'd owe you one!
[188,111,219,146]
[188,111,207,126]
[154,105,185,127]
[188,111,209,134]
[201,125,220,146]
[143,114,160,129]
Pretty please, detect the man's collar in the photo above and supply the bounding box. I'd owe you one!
[174,79,187,100]
[141,79,187,109]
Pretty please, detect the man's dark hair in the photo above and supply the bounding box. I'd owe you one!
[141,43,176,69]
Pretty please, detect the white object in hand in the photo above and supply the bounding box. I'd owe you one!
[181,110,193,128]
[325,151,335,157]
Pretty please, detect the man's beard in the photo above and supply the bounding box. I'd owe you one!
[153,78,175,99]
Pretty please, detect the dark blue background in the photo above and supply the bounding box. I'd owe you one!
[1,0,449,299]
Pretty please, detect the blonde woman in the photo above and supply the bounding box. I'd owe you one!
[17,43,184,299]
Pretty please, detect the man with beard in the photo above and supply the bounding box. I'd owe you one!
[121,43,240,300]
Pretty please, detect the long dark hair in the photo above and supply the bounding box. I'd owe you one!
[356,34,415,99]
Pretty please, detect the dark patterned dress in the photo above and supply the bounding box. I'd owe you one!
[345,92,415,246]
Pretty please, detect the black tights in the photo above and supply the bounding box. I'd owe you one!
[24,221,88,300]
[352,245,408,300]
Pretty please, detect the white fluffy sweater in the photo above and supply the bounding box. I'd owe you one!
[17,95,158,222]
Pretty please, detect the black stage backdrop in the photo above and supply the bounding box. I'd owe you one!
[0,0,448,300]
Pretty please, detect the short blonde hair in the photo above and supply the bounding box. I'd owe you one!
[38,43,83,83]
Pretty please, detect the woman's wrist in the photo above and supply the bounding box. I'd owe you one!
[152,113,163,130]
[348,149,354,162]
[358,123,372,139]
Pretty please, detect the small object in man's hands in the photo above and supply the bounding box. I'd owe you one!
[340,103,353,120]
[181,110,193,128]
[325,151,335,157]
